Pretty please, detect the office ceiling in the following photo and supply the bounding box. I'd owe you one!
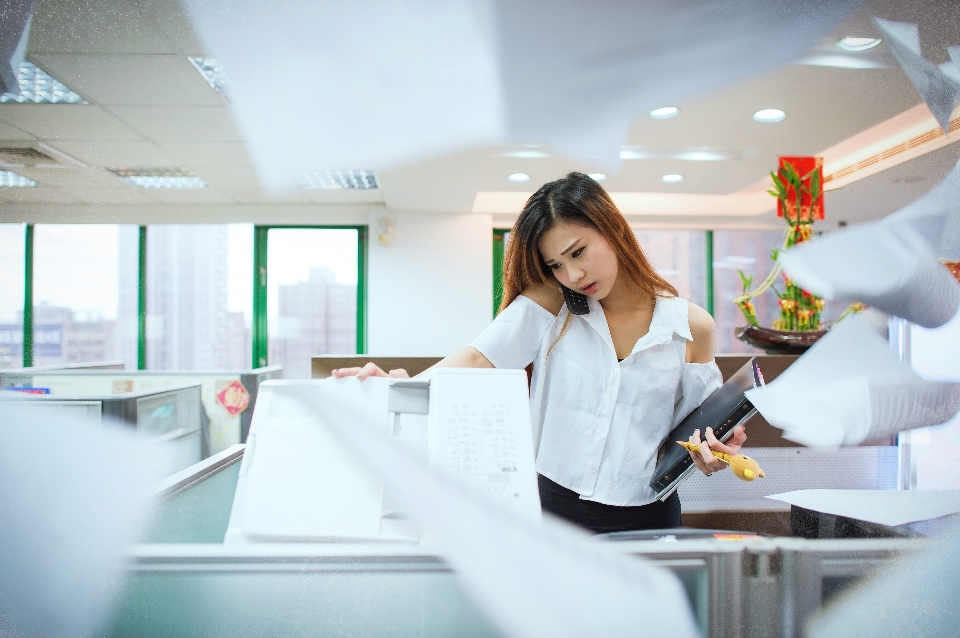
[0,0,959,227]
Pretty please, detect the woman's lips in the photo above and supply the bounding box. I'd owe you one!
[580,282,598,294]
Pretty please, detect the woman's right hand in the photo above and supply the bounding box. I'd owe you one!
[330,362,410,380]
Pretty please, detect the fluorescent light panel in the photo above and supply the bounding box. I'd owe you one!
[108,167,208,189]
[620,146,748,161]
[301,170,378,190]
[188,57,230,101]
[0,62,86,104]
[0,170,38,187]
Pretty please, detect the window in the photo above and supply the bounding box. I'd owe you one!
[31,224,139,367]
[266,228,360,379]
[146,225,252,371]
[0,224,25,368]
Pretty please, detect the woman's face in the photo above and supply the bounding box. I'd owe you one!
[538,221,619,300]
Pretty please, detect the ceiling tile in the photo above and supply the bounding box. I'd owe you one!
[109,105,242,142]
[140,0,208,55]
[32,54,223,106]
[69,186,161,205]
[0,120,36,141]
[0,188,82,204]
[29,0,177,54]
[164,142,256,167]
[304,189,384,204]
[144,187,236,204]
[216,187,312,204]
[0,105,144,141]
[45,140,180,167]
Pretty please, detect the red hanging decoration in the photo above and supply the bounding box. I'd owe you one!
[776,156,824,222]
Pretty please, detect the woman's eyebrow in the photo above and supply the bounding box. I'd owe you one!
[544,238,583,265]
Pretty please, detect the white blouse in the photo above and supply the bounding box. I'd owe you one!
[471,294,722,506]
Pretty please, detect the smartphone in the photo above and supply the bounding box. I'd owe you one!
[561,286,590,315]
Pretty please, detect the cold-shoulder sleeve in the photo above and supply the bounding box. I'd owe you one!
[470,296,555,369]
[672,360,723,427]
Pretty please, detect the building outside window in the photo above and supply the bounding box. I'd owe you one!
[0,223,25,368]
[30,224,139,367]
[146,224,252,371]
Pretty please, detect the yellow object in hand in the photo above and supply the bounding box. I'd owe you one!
[675,441,766,482]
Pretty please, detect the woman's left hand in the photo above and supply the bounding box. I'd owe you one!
[689,425,747,476]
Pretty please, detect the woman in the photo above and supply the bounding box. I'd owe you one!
[334,172,746,533]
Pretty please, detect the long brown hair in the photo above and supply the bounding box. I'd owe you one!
[499,172,678,313]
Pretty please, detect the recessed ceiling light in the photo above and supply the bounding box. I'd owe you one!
[837,37,882,52]
[188,57,230,102]
[661,174,684,183]
[301,170,378,190]
[649,106,680,119]
[0,170,39,187]
[507,173,530,183]
[0,62,86,104]
[108,167,208,189]
[753,108,786,123]
[588,173,607,182]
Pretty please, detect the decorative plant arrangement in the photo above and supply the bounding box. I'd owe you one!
[733,157,833,353]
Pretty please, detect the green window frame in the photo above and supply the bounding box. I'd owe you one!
[251,225,368,368]
[492,228,510,318]
[10,223,366,371]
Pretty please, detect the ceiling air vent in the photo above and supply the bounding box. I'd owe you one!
[0,143,85,168]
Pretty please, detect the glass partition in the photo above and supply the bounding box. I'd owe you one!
[267,228,359,378]
[31,224,138,367]
[633,230,706,307]
[0,223,25,369]
[712,230,784,354]
[146,224,252,370]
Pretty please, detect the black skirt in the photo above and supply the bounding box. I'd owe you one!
[538,474,681,535]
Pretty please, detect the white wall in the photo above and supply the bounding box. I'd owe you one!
[367,211,492,355]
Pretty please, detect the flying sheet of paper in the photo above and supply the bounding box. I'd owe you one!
[226,379,391,543]
[779,156,960,329]
[745,315,960,447]
[808,518,960,638]
[873,17,960,133]
[766,489,960,527]
[0,402,168,638]
[294,378,699,638]
[181,0,860,188]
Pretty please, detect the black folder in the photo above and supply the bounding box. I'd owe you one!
[650,358,763,500]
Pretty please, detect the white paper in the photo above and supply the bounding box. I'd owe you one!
[779,157,960,329]
[293,377,699,638]
[873,17,960,133]
[227,378,391,542]
[0,402,166,638]
[746,316,960,447]
[182,0,860,188]
[766,489,960,527]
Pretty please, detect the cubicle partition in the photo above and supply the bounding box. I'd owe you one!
[0,366,282,454]
[116,447,924,638]
[2,384,205,472]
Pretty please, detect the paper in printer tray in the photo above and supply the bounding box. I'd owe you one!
[649,358,762,500]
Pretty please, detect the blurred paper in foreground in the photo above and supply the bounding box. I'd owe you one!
[745,315,960,447]
[181,0,860,189]
[808,518,960,638]
[284,375,700,638]
[779,156,960,328]
[0,402,161,638]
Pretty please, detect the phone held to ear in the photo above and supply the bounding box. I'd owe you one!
[561,286,590,315]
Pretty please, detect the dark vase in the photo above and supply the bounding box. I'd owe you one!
[734,325,826,355]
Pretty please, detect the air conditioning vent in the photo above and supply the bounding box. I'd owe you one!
[0,143,85,168]
[0,147,55,163]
